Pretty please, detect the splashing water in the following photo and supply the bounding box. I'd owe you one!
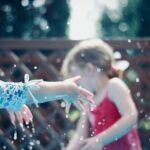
[31,121,35,134]
[65,114,69,118]
[34,66,37,70]
[20,123,25,132]
[36,140,40,145]
[80,136,83,141]
[11,125,18,141]
[21,136,25,141]
[28,141,35,150]
[2,145,7,149]
[13,130,17,140]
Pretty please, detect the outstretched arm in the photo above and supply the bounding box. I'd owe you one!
[0,74,93,113]
[1,74,93,125]
[26,75,94,113]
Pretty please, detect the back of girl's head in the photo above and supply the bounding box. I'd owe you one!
[61,39,119,79]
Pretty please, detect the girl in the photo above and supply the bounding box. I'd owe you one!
[61,39,141,150]
[0,74,94,126]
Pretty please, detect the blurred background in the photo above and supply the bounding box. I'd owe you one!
[0,0,150,149]
[0,0,150,39]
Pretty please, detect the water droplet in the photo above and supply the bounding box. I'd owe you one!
[34,66,37,70]
[96,138,99,142]
[21,0,29,7]
[140,98,144,103]
[13,130,17,140]
[136,92,141,97]
[145,114,148,118]
[128,39,131,43]
[0,72,5,77]
[82,112,86,115]
[29,134,33,137]
[137,42,141,48]
[29,141,34,146]
[98,122,101,125]
[63,133,66,136]
[81,53,85,57]
[66,114,69,118]
[80,136,83,140]
[36,140,40,145]
[31,122,35,133]
[132,142,136,147]
[136,78,140,83]
[21,137,25,141]
[97,68,101,73]
[60,101,66,108]
[48,124,51,128]
[114,124,118,127]
[23,111,27,115]
[28,145,33,150]
[2,145,7,149]
[140,109,144,114]
[102,119,105,122]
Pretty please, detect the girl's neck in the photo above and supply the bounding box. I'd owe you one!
[94,75,109,104]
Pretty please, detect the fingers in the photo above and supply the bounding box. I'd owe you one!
[73,101,83,112]
[76,101,86,112]
[8,110,16,125]
[15,111,23,125]
[21,105,33,124]
[65,101,71,114]
[65,75,81,83]
[78,87,94,100]
[8,105,33,128]
[71,75,82,83]
[79,95,94,105]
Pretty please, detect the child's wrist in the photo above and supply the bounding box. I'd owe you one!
[62,81,73,94]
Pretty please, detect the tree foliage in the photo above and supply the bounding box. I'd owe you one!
[101,0,150,37]
[0,0,70,38]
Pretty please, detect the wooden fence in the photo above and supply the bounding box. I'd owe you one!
[0,39,150,149]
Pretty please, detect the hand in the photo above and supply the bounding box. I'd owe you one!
[63,76,94,113]
[7,104,33,126]
[79,136,103,150]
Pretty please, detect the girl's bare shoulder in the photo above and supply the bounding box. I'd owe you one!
[108,78,129,90]
[107,78,130,100]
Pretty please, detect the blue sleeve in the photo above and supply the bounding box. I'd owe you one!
[0,80,28,111]
[0,74,43,111]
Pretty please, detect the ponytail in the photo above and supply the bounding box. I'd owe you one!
[108,64,123,79]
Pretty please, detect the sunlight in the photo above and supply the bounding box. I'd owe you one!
[68,0,119,39]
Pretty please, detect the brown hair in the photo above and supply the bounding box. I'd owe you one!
[61,39,121,79]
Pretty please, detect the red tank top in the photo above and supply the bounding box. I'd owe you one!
[88,93,142,150]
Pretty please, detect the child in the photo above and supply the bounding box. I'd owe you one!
[0,74,94,125]
[61,39,141,150]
